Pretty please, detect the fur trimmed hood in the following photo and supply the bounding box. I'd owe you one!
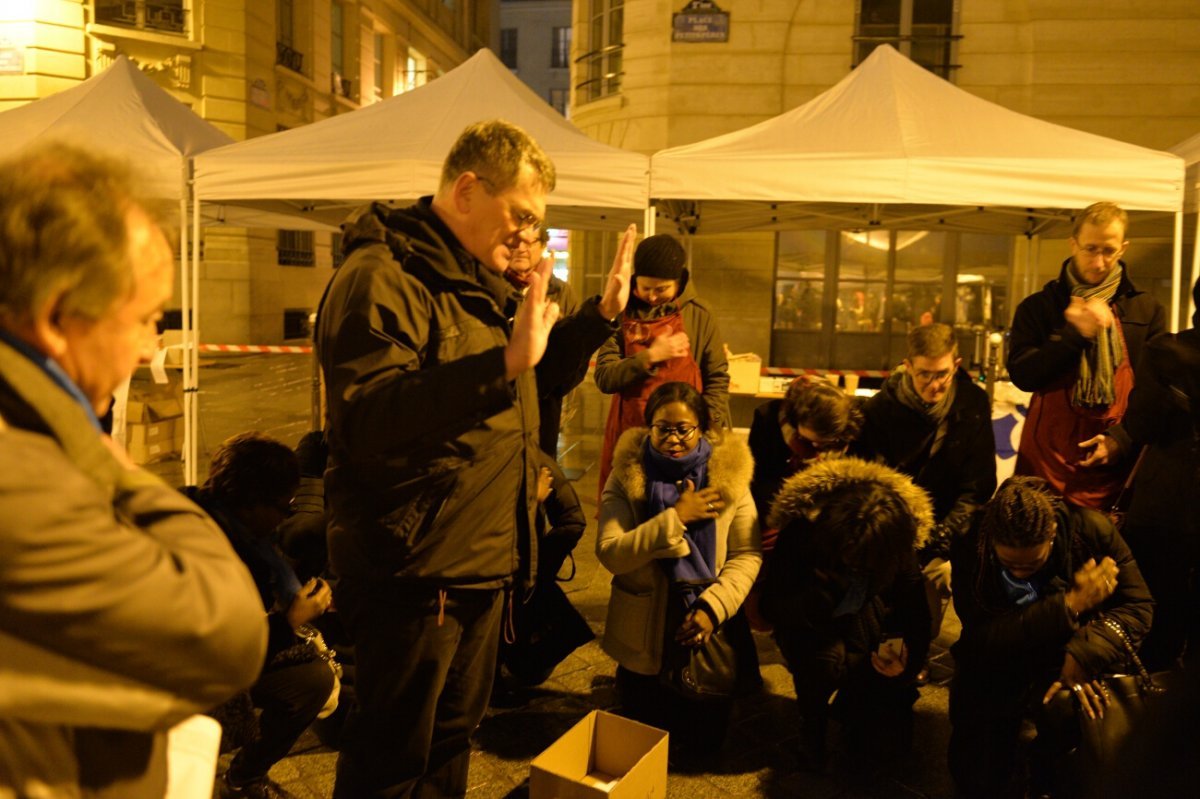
[609,427,754,505]
[767,456,933,550]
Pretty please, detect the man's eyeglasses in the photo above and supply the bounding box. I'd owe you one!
[650,423,699,442]
[1078,244,1123,261]
[913,369,954,384]
[476,175,543,236]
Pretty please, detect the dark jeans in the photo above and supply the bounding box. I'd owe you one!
[227,658,336,785]
[948,675,1074,799]
[332,580,503,799]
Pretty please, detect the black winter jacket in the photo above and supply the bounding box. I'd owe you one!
[950,503,1153,706]
[316,200,611,588]
[850,369,997,559]
[1007,259,1166,452]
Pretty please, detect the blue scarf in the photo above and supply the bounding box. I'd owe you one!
[999,569,1046,608]
[0,328,101,431]
[644,436,717,608]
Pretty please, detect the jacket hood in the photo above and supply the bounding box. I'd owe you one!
[768,456,933,550]
[609,426,754,506]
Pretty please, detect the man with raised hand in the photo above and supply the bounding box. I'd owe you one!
[317,119,635,798]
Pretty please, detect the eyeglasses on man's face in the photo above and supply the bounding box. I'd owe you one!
[913,368,954,384]
[476,174,544,237]
[649,423,699,442]
[1078,243,1123,261]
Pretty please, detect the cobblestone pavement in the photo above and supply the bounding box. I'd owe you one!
[148,354,958,799]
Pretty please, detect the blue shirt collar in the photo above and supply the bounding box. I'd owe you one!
[0,328,102,432]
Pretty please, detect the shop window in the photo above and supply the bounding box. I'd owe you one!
[774,230,826,331]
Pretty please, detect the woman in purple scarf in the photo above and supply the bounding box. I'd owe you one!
[597,382,760,758]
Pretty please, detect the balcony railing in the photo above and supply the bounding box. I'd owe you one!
[276,41,305,75]
[573,43,624,104]
[95,1,186,35]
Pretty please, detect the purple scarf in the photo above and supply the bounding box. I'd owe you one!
[644,436,717,607]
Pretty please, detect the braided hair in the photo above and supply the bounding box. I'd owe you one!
[974,475,1061,608]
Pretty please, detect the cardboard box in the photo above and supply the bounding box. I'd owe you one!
[126,437,179,465]
[125,397,184,424]
[529,711,668,799]
[127,419,176,448]
[727,352,763,394]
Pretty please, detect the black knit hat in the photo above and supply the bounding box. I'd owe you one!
[634,234,686,280]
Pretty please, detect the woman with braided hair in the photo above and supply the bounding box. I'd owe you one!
[948,476,1153,798]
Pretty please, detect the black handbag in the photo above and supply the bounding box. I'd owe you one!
[1047,615,1172,797]
[659,582,750,701]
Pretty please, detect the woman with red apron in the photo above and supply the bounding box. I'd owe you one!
[594,234,730,502]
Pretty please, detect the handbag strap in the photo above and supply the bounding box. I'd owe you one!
[1098,615,1163,695]
[1108,446,1148,515]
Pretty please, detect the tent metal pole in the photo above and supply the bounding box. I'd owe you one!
[179,168,193,487]
[643,205,656,237]
[191,189,202,486]
[1171,210,1183,333]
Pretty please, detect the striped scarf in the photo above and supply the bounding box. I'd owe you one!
[1066,264,1125,407]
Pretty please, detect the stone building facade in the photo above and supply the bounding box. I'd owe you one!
[0,0,493,343]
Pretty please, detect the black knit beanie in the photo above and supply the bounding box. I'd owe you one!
[633,234,686,280]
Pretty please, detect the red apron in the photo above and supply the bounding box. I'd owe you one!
[1015,318,1135,510]
[596,312,703,501]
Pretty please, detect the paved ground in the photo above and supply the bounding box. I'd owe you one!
[143,353,960,799]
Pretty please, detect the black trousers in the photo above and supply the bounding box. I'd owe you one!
[332,580,503,799]
[227,658,335,785]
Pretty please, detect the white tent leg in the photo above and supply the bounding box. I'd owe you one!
[1171,211,1183,333]
[643,205,656,237]
[178,177,192,487]
[190,191,202,486]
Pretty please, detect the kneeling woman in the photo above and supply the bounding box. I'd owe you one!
[761,457,933,768]
[597,381,761,754]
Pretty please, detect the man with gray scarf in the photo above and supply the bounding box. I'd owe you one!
[852,323,997,646]
[1008,202,1166,510]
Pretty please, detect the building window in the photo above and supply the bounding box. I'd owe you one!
[373,33,384,101]
[331,2,344,77]
[331,232,346,268]
[500,28,518,69]
[551,26,571,68]
[405,47,428,92]
[578,0,623,103]
[548,88,568,116]
[276,0,304,74]
[854,0,958,79]
[94,0,186,35]
[283,308,312,340]
[278,230,315,267]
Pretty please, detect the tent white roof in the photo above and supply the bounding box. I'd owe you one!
[194,49,650,230]
[1171,131,1200,166]
[0,55,230,201]
[0,56,335,230]
[650,45,1184,235]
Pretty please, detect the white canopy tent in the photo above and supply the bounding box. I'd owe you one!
[194,48,651,231]
[650,45,1186,327]
[1169,131,1200,323]
[0,56,334,484]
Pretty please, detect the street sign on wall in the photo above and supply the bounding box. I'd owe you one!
[673,0,729,43]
